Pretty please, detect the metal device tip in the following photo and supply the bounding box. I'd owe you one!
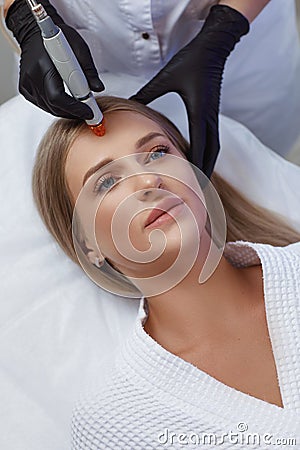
[88,119,106,137]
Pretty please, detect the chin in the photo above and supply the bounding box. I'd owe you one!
[147,216,204,267]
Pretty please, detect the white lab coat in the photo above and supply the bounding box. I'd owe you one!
[50,0,300,156]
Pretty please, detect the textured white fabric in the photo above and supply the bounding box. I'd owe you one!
[71,240,300,450]
[48,0,300,156]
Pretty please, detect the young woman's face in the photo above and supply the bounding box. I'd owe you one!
[65,111,207,279]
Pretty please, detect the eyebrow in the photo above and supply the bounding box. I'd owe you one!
[82,131,166,187]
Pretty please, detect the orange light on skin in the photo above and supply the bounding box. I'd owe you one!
[89,119,106,137]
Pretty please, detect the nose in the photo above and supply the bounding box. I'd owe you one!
[134,171,164,201]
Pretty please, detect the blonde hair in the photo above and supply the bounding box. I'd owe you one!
[32,96,300,267]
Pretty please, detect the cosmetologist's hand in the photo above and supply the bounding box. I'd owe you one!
[131,5,249,178]
[5,0,104,119]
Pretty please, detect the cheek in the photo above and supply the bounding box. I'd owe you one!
[93,191,148,260]
[188,190,208,233]
[94,197,116,256]
[168,177,207,234]
[94,198,156,272]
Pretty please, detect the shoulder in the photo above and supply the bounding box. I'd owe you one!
[71,374,132,449]
[225,240,300,265]
[282,241,300,257]
[70,356,194,449]
[250,240,300,280]
[250,241,300,307]
[260,241,300,269]
[225,240,300,299]
[70,367,161,449]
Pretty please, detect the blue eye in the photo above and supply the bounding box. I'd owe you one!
[147,145,170,162]
[94,174,119,193]
[93,145,170,194]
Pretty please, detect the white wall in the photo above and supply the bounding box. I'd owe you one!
[1,0,300,105]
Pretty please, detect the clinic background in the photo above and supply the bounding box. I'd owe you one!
[1,0,300,161]
[1,0,300,104]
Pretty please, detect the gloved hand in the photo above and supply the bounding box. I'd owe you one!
[131,5,249,178]
[5,0,104,119]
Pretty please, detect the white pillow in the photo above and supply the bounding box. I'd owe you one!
[216,115,300,233]
[0,94,299,450]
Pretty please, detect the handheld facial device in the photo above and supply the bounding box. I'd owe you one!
[26,0,105,136]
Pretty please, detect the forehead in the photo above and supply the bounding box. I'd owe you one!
[65,110,166,200]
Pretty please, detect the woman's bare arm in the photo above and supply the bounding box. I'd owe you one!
[218,0,270,23]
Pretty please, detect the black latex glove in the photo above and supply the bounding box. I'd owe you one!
[131,5,249,178]
[5,0,104,119]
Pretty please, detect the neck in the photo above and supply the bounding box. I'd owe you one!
[143,238,259,356]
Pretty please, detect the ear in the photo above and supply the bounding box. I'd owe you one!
[86,248,105,268]
[76,232,105,269]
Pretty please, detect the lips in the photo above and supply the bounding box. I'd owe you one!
[144,197,183,228]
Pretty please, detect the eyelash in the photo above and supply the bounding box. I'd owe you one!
[93,145,171,194]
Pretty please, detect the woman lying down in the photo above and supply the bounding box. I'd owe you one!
[32,95,300,449]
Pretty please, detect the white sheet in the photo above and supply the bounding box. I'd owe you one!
[0,94,300,450]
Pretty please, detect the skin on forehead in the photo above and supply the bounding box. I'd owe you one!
[65,110,180,203]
